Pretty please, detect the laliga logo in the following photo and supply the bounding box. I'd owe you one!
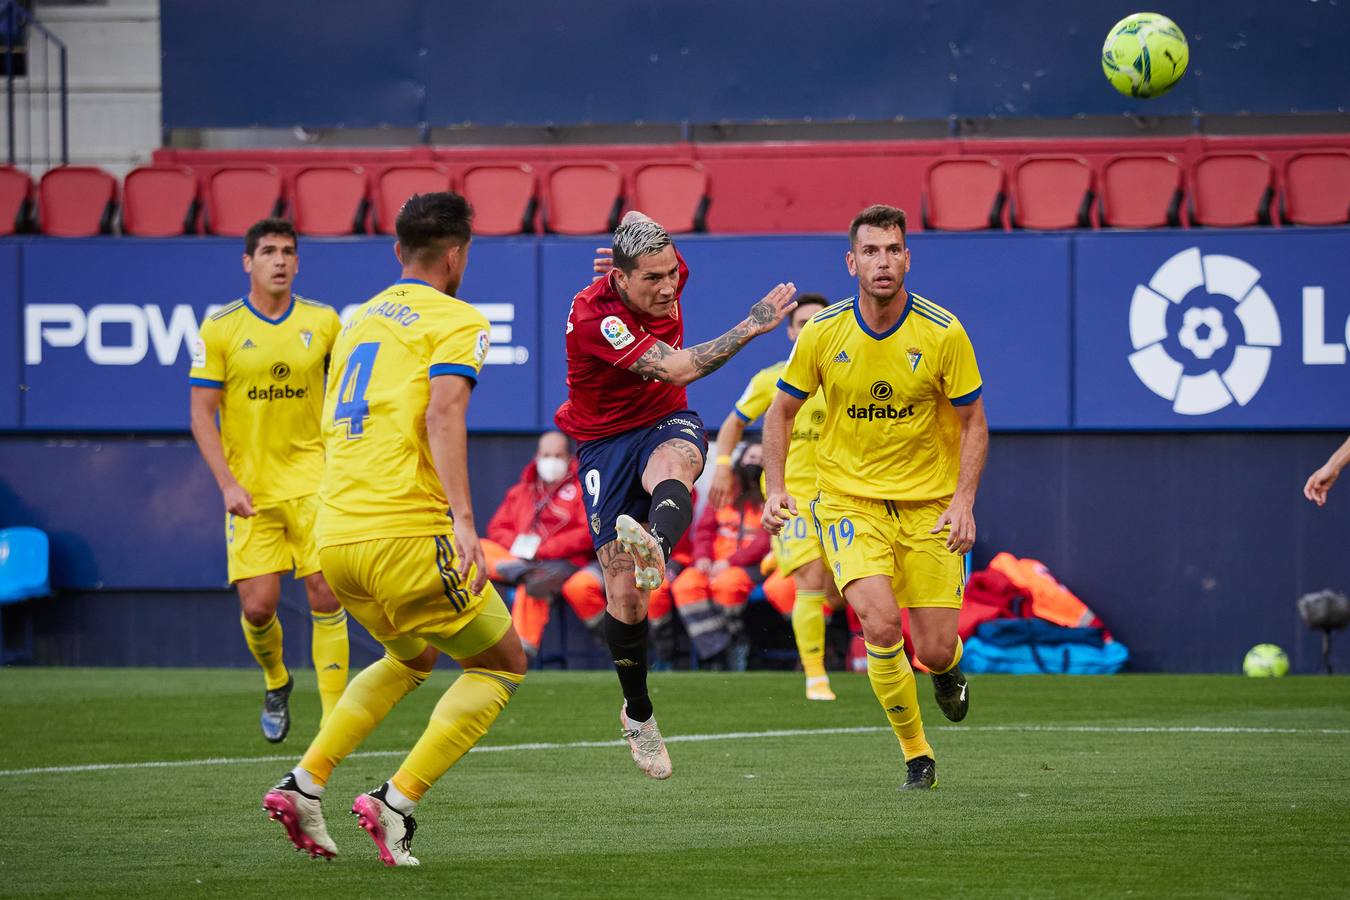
[1128,248,1281,416]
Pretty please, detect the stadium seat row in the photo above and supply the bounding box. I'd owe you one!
[927,151,1350,230]
[2,149,1347,238]
[0,161,709,239]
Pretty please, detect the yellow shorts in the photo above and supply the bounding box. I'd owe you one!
[809,491,964,609]
[227,494,321,583]
[319,534,512,662]
[772,511,824,577]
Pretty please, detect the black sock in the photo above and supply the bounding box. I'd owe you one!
[604,612,652,722]
[647,479,693,564]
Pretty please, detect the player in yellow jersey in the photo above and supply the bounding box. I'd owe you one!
[708,293,846,700]
[763,205,988,792]
[262,192,527,867]
[189,218,348,744]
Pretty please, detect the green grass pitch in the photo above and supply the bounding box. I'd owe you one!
[2,668,1348,899]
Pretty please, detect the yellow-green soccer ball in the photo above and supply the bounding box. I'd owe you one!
[1243,644,1289,677]
[1102,12,1189,98]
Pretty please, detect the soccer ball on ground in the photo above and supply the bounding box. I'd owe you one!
[1102,12,1189,98]
[1243,644,1289,677]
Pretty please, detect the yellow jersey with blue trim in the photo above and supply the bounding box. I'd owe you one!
[317,278,492,549]
[777,292,982,502]
[733,359,828,500]
[187,295,340,506]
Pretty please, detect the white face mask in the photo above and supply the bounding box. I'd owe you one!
[536,456,568,484]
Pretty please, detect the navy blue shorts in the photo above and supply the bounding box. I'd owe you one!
[575,409,708,550]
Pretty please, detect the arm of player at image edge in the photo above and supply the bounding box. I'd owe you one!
[708,409,750,509]
[931,397,989,555]
[760,388,806,534]
[1304,435,1350,507]
[426,373,489,592]
[626,282,798,387]
[188,385,255,517]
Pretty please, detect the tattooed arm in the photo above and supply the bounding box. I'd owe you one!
[627,282,798,386]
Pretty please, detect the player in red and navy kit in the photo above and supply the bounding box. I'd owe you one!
[556,211,797,779]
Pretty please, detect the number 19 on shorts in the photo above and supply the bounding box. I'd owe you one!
[826,517,854,552]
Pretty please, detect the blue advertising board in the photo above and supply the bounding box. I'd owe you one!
[18,238,540,431]
[0,244,19,429]
[7,230,1350,434]
[21,240,242,430]
[1075,231,1350,429]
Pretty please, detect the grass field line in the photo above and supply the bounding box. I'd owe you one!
[3,721,1348,779]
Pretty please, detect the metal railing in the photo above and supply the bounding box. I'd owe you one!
[2,0,67,169]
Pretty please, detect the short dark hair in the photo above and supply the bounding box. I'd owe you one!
[244,218,297,256]
[396,192,474,264]
[848,205,908,245]
[793,292,829,314]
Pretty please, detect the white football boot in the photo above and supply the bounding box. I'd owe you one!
[262,773,337,860]
[351,785,421,867]
[621,704,673,780]
[615,515,665,591]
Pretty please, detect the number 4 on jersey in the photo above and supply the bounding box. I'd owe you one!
[334,341,380,438]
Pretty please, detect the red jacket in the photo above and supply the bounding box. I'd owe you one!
[487,459,594,567]
[691,498,771,568]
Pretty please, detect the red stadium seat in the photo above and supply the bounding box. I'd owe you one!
[1100,154,1183,228]
[206,166,285,236]
[546,163,623,234]
[375,165,454,235]
[1282,150,1350,226]
[923,157,1005,231]
[632,162,709,233]
[122,166,198,236]
[1011,155,1093,230]
[38,166,118,237]
[0,166,34,235]
[462,164,537,235]
[1190,153,1273,227]
[293,165,368,236]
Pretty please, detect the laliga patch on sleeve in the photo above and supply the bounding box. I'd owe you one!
[191,338,207,368]
[600,315,635,350]
[474,329,490,365]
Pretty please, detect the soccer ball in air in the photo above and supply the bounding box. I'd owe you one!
[1102,12,1189,98]
[1242,644,1289,678]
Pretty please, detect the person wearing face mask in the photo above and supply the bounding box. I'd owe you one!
[669,443,772,669]
[481,431,596,658]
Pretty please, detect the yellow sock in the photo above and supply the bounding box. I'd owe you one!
[928,637,964,675]
[310,609,350,726]
[391,668,524,802]
[241,613,289,691]
[299,655,428,787]
[791,589,828,680]
[865,640,933,762]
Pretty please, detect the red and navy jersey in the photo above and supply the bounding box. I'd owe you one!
[554,253,690,442]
